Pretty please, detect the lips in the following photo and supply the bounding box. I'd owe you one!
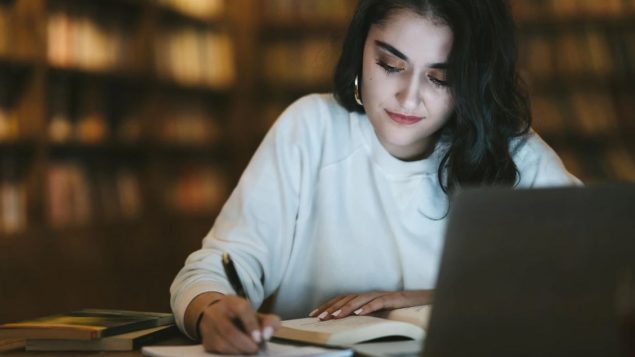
[385,110,423,125]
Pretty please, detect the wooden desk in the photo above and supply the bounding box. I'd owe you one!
[2,335,195,357]
[2,336,422,356]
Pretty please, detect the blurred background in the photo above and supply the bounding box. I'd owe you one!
[0,0,633,323]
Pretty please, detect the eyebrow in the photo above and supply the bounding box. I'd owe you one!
[374,40,448,69]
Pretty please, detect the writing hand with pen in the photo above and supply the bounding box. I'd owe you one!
[190,253,280,355]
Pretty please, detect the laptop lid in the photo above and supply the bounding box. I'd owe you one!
[422,184,635,357]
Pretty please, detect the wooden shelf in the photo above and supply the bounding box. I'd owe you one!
[542,132,635,147]
[162,209,220,223]
[47,64,148,84]
[526,74,635,92]
[0,139,38,155]
[516,12,635,30]
[261,18,348,37]
[154,2,226,26]
[156,77,235,96]
[47,141,147,156]
[0,55,37,68]
[261,80,332,95]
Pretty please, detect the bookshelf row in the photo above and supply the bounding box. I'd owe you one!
[513,0,635,21]
[510,0,635,184]
[48,4,235,88]
[520,25,635,84]
[531,90,634,138]
[0,158,230,235]
[556,143,635,184]
[0,68,229,147]
[0,0,237,239]
[262,38,341,88]
[1,0,235,86]
[157,0,225,22]
[255,0,355,112]
[154,26,235,88]
[261,0,353,24]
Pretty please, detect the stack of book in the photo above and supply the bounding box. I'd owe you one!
[0,309,177,352]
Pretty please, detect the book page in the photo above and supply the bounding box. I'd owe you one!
[277,316,424,345]
[281,316,399,334]
[141,342,352,357]
[379,305,432,329]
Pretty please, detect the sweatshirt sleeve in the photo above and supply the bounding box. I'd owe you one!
[513,132,583,188]
[169,95,320,338]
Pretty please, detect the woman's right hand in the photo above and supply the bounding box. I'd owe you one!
[186,292,281,354]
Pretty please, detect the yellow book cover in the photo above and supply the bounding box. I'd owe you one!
[0,309,174,341]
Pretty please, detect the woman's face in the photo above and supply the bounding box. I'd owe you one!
[361,10,454,161]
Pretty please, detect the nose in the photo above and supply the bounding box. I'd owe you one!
[396,73,421,112]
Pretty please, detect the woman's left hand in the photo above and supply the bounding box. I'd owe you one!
[309,290,433,321]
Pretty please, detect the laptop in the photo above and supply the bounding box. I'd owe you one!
[422,184,635,357]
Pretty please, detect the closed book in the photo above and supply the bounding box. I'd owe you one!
[0,338,25,352]
[273,305,431,346]
[0,309,174,341]
[26,325,178,352]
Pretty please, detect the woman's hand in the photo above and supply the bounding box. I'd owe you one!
[309,290,433,321]
[188,293,280,354]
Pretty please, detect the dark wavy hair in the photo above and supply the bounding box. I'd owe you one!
[333,0,531,193]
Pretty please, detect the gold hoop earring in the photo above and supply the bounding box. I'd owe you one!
[354,76,363,106]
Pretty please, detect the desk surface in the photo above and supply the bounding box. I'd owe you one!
[2,336,422,356]
[2,336,194,357]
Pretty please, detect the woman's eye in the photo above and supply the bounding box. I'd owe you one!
[376,61,402,74]
[428,75,449,88]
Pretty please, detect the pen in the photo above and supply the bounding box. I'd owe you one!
[222,252,268,355]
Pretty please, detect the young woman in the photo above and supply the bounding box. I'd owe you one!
[171,0,580,353]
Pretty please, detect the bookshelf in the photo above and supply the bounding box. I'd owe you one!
[251,0,356,145]
[0,0,239,323]
[513,0,635,182]
[249,0,635,184]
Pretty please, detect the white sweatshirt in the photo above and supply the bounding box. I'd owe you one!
[170,94,580,338]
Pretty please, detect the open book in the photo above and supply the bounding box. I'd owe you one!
[273,305,431,346]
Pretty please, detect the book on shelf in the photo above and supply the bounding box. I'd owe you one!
[169,165,229,215]
[273,305,431,346]
[521,35,555,77]
[263,0,353,23]
[0,338,25,353]
[26,325,178,352]
[0,1,13,56]
[605,146,635,182]
[46,161,92,228]
[0,309,174,341]
[47,4,133,72]
[0,76,20,141]
[263,39,339,87]
[46,161,144,227]
[154,26,235,88]
[569,90,618,135]
[530,94,567,136]
[0,157,27,235]
[157,0,225,21]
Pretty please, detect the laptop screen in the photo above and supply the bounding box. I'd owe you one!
[422,184,635,357]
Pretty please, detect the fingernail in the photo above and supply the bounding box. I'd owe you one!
[331,309,341,317]
[309,309,318,317]
[262,326,273,340]
[317,311,328,320]
[251,330,261,343]
[354,308,363,315]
